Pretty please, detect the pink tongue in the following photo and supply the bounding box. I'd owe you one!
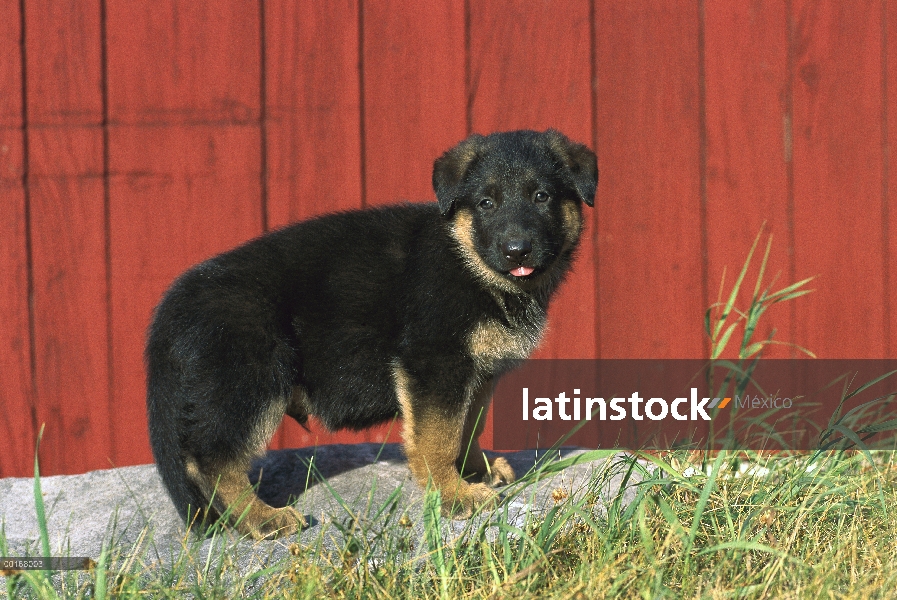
[510,266,535,277]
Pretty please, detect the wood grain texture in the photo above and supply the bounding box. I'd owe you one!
[0,0,22,128]
[24,0,111,475]
[703,1,795,359]
[469,0,593,136]
[887,0,895,358]
[2,3,897,476]
[0,0,33,477]
[28,128,111,474]
[362,0,466,206]
[24,0,102,126]
[791,0,885,358]
[106,0,260,125]
[469,0,597,364]
[595,2,705,358]
[0,127,34,477]
[264,0,362,228]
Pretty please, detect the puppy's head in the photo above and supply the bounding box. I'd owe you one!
[433,130,597,291]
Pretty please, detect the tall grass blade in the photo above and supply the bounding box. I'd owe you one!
[684,450,726,566]
[841,369,897,402]
[763,277,816,302]
[32,426,53,588]
[423,489,449,599]
[696,540,802,565]
[94,543,108,600]
[714,226,763,344]
[711,322,739,360]
[32,426,51,562]
[750,232,774,303]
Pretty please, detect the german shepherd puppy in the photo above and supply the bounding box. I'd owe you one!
[146,129,597,539]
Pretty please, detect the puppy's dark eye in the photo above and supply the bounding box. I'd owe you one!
[478,198,495,210]
[534,191,550,203]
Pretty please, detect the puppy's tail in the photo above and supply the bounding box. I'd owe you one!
[146,363,217,531]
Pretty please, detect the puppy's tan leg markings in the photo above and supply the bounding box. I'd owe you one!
[393,366,500,519]
[188,457,305,539]
[457,381,516,487]
[216,465,306,539]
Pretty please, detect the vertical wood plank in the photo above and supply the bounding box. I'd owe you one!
[107,1,263,466]
[595,2,705,358]
[264,0,362,227]
[0,129,33,477]
[362,0,466,206]
[469,0,593,136]
[791,0,885,358]
[0,0,34,473]
[28,131,110,474]
[0,0,22,127]
[703,2,794,358]
[469,0,597,363]
[887,0,896,358]
[24,0,111,474]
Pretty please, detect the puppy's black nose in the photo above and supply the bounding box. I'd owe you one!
[502,239,532,263]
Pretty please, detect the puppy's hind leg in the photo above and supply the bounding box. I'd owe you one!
[205,460,305,540]
[184,389,307,539]
[187,455,305,540]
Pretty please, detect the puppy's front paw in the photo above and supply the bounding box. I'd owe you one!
[458,453,516,486]
[442,481,499,520]
[484,456,516,487]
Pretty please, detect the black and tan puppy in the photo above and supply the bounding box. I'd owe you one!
[146,129,597,538]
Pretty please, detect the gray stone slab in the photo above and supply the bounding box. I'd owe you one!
[0,444,637,586]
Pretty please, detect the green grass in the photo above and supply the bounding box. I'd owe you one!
[4,448,896,599]
[2,229,896,599]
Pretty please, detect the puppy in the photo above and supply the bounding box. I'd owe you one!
[146,129,597,538]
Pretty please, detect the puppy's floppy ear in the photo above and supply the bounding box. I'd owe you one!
[432,134,486,215]
[545,129,598,207]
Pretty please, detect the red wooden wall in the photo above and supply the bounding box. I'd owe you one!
[1,1,894,477]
